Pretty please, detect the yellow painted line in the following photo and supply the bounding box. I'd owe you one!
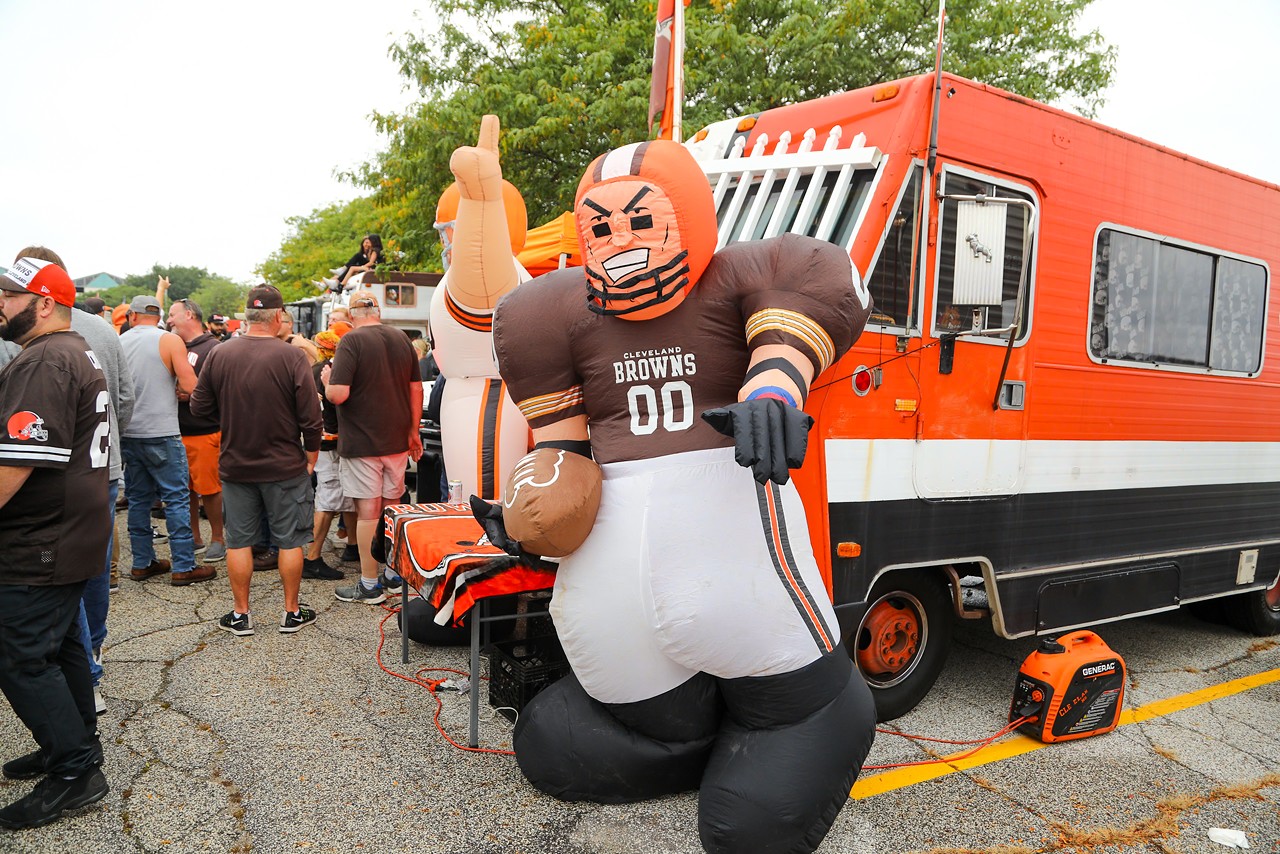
[851,667,1280,800]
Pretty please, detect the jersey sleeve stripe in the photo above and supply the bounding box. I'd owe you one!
[745,308,836,373]
[516,386,585,421]
[0,445,72,462]
[445,292,495,333]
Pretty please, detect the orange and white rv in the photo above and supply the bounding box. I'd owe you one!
[684,72,1280,719]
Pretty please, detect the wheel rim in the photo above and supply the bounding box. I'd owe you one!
[1265,575,1280,611]
[856,590,929,689]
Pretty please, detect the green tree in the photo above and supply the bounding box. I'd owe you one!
[96,265,199,309]
[257,195,398,301]
[187,278,247,319]
[118,264,214,303]
[357,0,1114,268]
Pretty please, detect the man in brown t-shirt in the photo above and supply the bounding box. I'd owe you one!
[190,285,323,635]
[321,290,422,604]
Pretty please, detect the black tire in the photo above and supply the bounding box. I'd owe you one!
[1225,576,1280,636]
[846,569,953,722]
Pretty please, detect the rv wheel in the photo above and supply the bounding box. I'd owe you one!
[849,569,953,721]
[1226,574,1280,636]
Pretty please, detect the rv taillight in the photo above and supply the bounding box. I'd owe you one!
[853,366,874,395]
[872,84,900,103]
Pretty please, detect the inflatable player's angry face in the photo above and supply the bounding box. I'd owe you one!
[576,140,716,321]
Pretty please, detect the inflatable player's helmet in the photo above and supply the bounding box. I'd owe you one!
[433,181,529,270]
[575,140,716,321]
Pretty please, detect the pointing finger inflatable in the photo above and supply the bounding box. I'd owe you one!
[429,115,532,501]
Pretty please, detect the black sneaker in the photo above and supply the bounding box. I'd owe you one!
[302,557,343,580]
[339,545,360,563]
[279,605,318,633]
[2,750,45,781]
[0,766,108,829]
[217,611,254,636]
[379,570,404,595]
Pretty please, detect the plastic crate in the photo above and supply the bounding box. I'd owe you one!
[487,635,569,722]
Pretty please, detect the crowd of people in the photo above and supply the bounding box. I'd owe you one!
[0,249,425,829]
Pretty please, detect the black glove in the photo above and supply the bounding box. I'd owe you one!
[469,495,548,567]
[701,397,814,485]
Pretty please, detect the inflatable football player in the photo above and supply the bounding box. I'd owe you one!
[429,115,532,502]
[485,139,878,853]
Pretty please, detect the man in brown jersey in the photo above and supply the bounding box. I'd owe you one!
[0,257,110,827]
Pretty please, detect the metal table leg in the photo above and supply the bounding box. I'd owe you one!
[469,601,482,748]
[401,580,409,664]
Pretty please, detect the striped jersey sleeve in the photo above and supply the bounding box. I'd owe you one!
[492,269,588,429]
[0,358,77,468]
[720,233,873,376]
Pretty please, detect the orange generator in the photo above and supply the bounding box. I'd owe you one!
[1009,631,1126,743]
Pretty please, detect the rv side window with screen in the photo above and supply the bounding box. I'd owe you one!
[934,172,1036,340]
[1090,228,1266,374]
[866,166,923,327]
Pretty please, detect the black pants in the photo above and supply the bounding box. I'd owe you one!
[0,581,98,776]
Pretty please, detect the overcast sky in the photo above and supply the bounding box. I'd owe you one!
[1,0,1276,284]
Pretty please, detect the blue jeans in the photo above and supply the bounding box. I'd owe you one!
[78,479,117,686]
[123,436,196,574]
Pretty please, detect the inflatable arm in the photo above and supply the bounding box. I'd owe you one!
[445,114,528,311]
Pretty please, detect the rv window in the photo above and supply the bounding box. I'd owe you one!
[935,173,1035,339]
[866,166,923,327]
[1210,258,1266,373]
[1090,228,1265,374]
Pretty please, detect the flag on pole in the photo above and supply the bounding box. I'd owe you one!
[648,0,689,140]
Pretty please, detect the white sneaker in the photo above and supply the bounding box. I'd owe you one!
[94,689,106,716]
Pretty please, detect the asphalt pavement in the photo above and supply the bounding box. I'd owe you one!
[1,511,1277,853]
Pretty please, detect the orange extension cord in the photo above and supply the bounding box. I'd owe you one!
[374,601,1034,766]
[862,716,1035,770]
[374,603,515,757]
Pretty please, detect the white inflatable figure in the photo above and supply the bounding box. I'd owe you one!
[429,115,532,502]
[485,140,878,854]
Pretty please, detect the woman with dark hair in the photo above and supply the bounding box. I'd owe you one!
[326,234,383,290]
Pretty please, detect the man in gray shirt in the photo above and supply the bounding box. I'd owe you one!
[120,296,215,586]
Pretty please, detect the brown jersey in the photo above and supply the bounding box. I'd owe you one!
[0,330,110,585]
[494,234,871,465]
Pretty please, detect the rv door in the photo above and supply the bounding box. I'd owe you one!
[915,169,1039,499]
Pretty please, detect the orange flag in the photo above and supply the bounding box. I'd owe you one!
[648,0,689,139]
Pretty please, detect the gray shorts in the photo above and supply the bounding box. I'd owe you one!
[223,473,315,551]
[314,449,353,513]
[339,452,408,500]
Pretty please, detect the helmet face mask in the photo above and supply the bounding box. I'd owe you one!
[579,178,690,318]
